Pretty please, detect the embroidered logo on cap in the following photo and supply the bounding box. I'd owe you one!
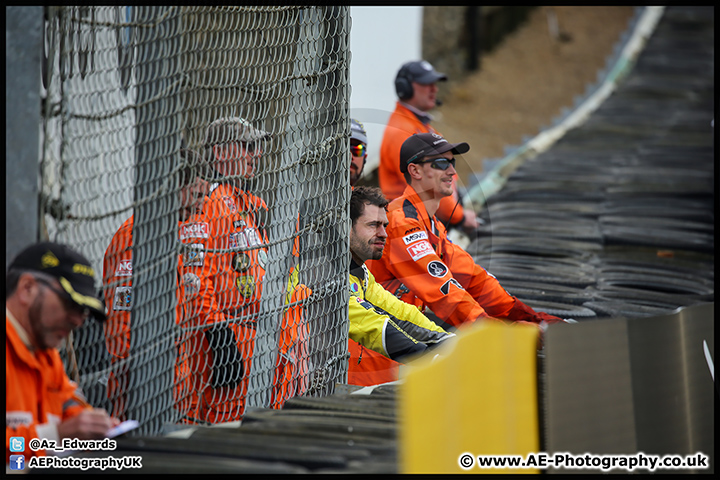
[41,251,60,268]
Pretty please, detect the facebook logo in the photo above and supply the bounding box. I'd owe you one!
[9,455,25,470]
[9,436,24,452]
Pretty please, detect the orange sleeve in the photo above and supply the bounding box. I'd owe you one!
[432,222,555,323]
[381,214,487,328]
[5,334,87,461]
[103,217,134,361]
[101,217,135,419]
[439,240,516,320]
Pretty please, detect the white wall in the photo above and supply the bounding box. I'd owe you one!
[349,6,423,176]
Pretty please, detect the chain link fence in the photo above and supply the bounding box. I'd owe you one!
[41,6,350,435]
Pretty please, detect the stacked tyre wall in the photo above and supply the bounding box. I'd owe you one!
[467,5,714,322]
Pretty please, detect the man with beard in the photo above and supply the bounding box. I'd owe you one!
[6,242,119,463]
[347,186,453,386]
[195,117,310,419]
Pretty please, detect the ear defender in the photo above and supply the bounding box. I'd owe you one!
[395,65,413,100]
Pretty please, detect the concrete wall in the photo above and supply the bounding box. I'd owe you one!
[5,6,43,267]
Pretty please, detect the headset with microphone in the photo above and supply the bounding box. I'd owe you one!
[394,60,447,104]
[394,63,416,101]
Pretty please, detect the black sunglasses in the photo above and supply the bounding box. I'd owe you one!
[413,157,456,171]
[210,141,258,153]
[35,277,90,319]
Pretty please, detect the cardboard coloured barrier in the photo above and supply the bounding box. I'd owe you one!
[543,303,714,474]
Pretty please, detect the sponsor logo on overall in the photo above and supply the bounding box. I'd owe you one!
[440,278,464,295]
[236,275,256,298]
[6,412,33,430]
[393,283,410,299]
[115,259,132,277]
[403,230,428,245]
[180,222,209,240]
[113,286,132,311]
[183,243,205,267]
[427,260,448,278]
[232,253,250,272]
[222,196,237,212]
[257,249,267,269]
[183,273,201,296]
[230,228,262,250]
[229,233,239,249]
[407,240,433,261]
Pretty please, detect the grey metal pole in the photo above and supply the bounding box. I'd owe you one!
[129,6,183,435]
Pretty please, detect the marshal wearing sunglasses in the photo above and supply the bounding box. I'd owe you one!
[413,156,456,170]
[350,143,367,158]
[366,132,572,333]
[397,132,468,201]
[6,242,120,463]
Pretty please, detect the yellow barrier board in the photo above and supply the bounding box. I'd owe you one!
[399,321,540,474]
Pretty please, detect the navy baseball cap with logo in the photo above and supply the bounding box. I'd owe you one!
[399,132,469,173]
[8,241,106,320]
[401,60,448,85]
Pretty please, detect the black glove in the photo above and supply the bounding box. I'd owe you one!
[204,325,245,389]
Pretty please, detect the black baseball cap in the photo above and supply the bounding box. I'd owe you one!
[399,133,469,173]
[8,242,106,320]
[399,60,448,85]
